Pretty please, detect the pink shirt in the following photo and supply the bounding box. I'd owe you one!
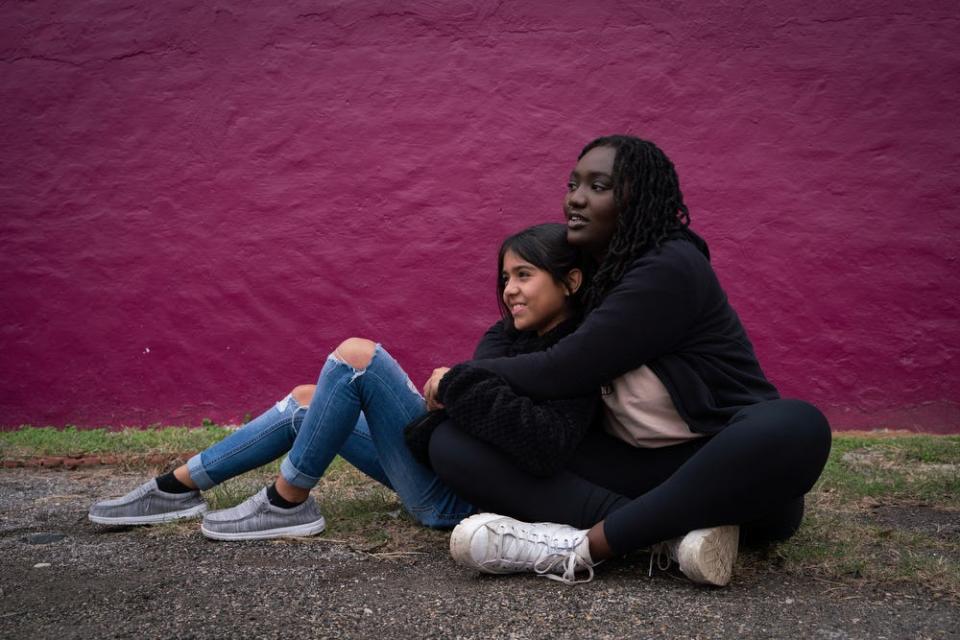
[602,366,705,448]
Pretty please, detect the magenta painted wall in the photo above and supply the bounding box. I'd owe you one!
[2,1,958,432]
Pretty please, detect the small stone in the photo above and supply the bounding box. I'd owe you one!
[363,607,373,616]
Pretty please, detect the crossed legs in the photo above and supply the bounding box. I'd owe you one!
[430,399,831,558]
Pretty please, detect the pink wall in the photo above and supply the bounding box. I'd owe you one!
[2,1,958,432]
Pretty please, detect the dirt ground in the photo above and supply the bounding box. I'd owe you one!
[1,468,957,640]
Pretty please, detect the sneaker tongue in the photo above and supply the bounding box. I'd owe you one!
[230,489,269,519]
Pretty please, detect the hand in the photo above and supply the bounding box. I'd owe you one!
[423,367,451,410]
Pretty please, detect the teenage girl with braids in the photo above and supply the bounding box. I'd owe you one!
[426,135,832,586]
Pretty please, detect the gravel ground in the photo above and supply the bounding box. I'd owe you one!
[1,468,957,639]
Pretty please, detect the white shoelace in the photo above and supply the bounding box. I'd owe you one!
[536,551,596,585]
[482,522,595,585]
[648,541,674,577]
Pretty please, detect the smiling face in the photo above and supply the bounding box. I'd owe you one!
[501,250,573,336]
[564,145,619,259]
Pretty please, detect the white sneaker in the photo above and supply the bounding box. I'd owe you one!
[650,525,740,586]
[449,513,597,584]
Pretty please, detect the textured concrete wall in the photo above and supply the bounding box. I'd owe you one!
[2,1,958,431]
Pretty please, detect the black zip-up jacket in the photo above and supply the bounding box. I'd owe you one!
[469,230,780,434]
[404,319,598,477]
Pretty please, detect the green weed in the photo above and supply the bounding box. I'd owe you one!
[0,425,232,458]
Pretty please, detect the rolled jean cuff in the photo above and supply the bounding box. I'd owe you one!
[280,456,320,490]
[186,453,216,491]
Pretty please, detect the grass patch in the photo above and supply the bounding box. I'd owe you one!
[765,498,960,596]
[0,425,232,458]
[758,433,960,597]
[3,426,959,593]
[819,435,960,504]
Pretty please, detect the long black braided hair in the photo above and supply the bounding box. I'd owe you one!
[579,135,691,311]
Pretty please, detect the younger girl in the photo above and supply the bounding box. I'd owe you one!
[88,223,595,540]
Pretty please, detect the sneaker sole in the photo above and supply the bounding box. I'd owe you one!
[449,512,507,572]
[88,503,208,526]
[676,525,739,587]
[200,516,327,541]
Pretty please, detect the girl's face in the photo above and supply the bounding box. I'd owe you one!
[565,145,619,258]
[501,250,575,335]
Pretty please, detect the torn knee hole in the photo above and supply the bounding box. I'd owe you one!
[290,385,316,408]
[333,337,376,370]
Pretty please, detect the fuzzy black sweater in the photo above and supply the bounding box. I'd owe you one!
[404,319,598,477]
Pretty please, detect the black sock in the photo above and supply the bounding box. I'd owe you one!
[266,483,305,509]
[156,471,195,494]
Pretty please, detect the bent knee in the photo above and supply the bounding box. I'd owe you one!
[782,399,832,450]
[334,337,377,370]
[290,384,316,407]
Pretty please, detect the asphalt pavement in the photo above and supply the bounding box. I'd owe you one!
[2,468,956,639]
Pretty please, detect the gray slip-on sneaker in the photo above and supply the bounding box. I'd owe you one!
[200,488,326,541]
[88,479,207,525]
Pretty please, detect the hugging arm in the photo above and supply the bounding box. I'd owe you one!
[469,245,708,399]
[437,364,597,477]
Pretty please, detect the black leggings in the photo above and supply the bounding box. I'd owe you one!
[429,399,831,554]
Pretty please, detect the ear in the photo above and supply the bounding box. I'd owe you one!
[564,268,583,296]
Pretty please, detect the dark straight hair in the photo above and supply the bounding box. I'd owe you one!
[496,222,589,331]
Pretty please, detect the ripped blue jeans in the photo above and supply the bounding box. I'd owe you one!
[186,345,475,527]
